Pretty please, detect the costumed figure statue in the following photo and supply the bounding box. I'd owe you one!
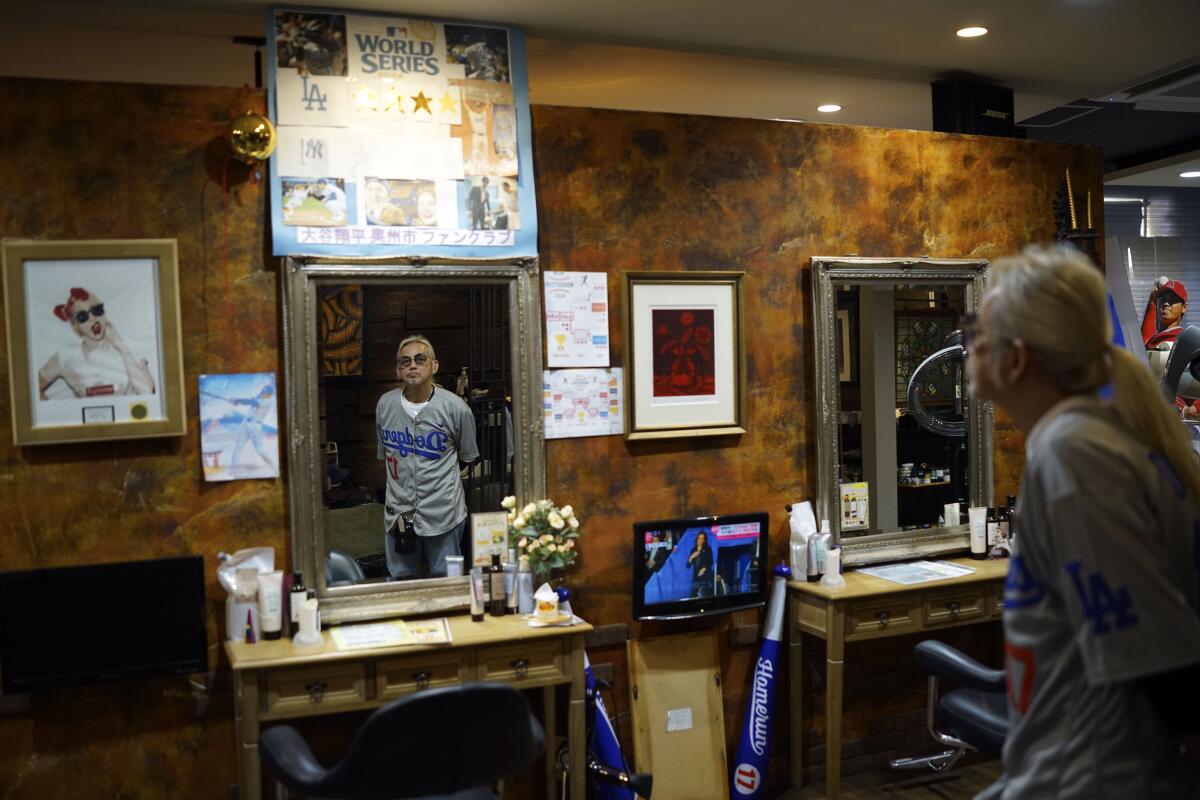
[1141,276,1200,418]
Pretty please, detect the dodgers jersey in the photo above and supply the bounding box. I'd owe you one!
[376,386,478,538]
[978,396,1200,799]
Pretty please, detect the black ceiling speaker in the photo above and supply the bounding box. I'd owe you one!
[931,78,1016,137]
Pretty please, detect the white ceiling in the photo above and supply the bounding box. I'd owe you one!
[1109,155,1200,188]
[5,0,1200,183]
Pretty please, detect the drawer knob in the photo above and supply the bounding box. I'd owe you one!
[413,671,431,690]
[875,610,890,628]
[947,601,961,619]
[305,681,327,704]
[510,658,529,678]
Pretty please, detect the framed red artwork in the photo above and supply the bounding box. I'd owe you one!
[624,271,746,440]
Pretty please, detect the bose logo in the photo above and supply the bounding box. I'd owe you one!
[983,109,1011,120]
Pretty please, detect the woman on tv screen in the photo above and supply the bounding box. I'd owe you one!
[687,531,714,597]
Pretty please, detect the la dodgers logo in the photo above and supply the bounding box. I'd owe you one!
[300,76,328,112]
[380,426,449,460]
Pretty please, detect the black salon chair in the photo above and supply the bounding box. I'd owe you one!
[260,683,545,799]
[325,549,367,587]
[890,640,1009,772]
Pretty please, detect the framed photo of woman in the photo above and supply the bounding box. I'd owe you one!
[2,239,186,446]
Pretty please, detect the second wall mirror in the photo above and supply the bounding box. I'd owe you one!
[282,257,545,624]
[811,256,993,566]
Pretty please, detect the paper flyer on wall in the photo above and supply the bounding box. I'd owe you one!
[199,373,281,481]
[543,368,623,439]
[543,271,610,367]
[268,7,537,257]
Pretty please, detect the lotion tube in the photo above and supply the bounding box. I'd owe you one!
[257,570,284,640]
[469,567,485,622]
[968,506,988,559]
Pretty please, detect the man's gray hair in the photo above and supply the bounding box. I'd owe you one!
[396,335,436,361]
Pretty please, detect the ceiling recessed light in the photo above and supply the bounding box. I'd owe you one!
[1181,171,1200,178]
[956,26,989,38]
[817,104,842,113]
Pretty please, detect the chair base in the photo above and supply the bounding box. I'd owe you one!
[889,748,965,773]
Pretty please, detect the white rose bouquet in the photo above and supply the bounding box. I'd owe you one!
[501,495,583,581]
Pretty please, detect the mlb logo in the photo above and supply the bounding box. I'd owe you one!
[385,25,408,37]
[733,763,760,795]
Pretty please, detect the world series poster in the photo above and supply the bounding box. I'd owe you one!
[268,7,537,257]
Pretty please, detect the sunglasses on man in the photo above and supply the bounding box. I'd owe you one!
[398,353,431,367]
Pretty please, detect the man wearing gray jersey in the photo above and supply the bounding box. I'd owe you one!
[377,335,478,579]
[968,246,1200,799]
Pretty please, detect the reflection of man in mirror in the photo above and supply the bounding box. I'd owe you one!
[376,335,479,579]
[38,287,156,399]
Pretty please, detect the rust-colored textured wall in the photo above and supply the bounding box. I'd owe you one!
[0,78,284,799]
[0,79,1101,798]
[535,105,1100,608]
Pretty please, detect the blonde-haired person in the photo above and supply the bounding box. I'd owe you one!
[969,245,1200,799]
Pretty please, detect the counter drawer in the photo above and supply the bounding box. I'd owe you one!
[478,640,567,684]
[264,662,368,716]
[987,584,1005,619]
[845,598,918,640]
[923,587,986,627]
[377,652,469,698]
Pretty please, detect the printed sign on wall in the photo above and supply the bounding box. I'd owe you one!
[268,8,537,257]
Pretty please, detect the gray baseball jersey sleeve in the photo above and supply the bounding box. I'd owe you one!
[376,387,479,538]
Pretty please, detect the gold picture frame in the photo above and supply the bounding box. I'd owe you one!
[2,239,186,446]
[623,271,746,440]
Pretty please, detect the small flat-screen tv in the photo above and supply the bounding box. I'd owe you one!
[0,556,207,693]
[633,512,769,621]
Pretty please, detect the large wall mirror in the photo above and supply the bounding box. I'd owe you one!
[811,257,993,566]
[282,257,545,624]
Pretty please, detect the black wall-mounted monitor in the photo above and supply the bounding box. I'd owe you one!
[0,556,208,694]
[632,511,769,621]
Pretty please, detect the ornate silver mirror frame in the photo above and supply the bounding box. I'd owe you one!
[811,256,993,566]
[282,256,545,624]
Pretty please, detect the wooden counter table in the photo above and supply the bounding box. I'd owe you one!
[787,557,1009,798]
[226,614,593,800]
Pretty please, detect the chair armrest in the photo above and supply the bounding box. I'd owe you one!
[914,640,1005,692]
[260,725,328,788]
